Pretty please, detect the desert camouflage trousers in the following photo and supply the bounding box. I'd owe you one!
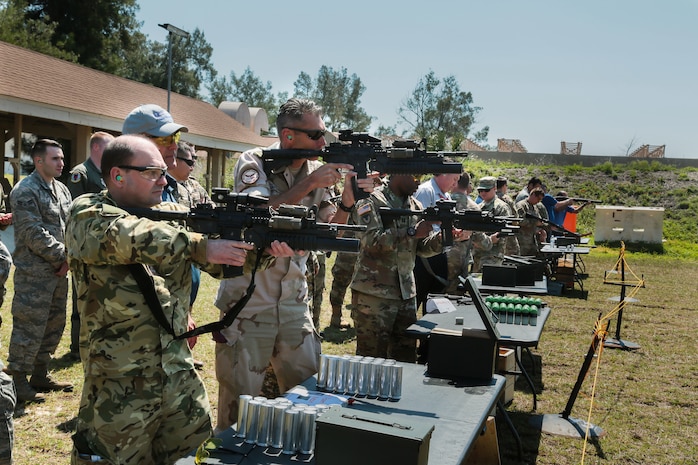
[71,369,212,464]
[7,270,68,373]
[0,372,15,465]
[351,290,417,363]
[214,310,321,432]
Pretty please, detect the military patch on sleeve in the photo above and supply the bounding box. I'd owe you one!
[241,168,260,185]
[70,172,83,183]
[357,202,373,224]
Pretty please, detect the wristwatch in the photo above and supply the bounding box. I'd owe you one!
[406,226,417,237]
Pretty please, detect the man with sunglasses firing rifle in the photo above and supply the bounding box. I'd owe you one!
[65,134,293,464]
[213,98,378,432]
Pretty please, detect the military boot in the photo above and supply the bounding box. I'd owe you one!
[12,372,45,403]
[30,366,74,393]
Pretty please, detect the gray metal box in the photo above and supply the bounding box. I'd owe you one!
[315,406,434,465]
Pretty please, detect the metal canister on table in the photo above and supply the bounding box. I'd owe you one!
[281,408,300,454]
[390,364,403,401]
[316,354,329,390]
[357,359,371,397]
[325,355,338,393]
[236,394,253,437]
[269,403,287,449]
[298,408,318,455]
[244,399,262,444]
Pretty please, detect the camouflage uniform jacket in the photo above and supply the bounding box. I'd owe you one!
[514,199,549,253]
[179,177,213,208]
[9,170,71,270]
[68,158,104,199]
[350,184,442,301]
[215,144,335,325]
[478,196,511,261]
[66,192,236,378]
[497,191,516,213]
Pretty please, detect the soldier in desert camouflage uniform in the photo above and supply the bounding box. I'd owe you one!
[515,187,549,256]
[214,98,377,432]
[65,135,291,464]
[350,174,444,362]
[6,139,73,403]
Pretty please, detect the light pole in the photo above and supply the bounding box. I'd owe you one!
[158,23,190,112]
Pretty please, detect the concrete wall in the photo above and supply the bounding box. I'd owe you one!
[469,151,698,169]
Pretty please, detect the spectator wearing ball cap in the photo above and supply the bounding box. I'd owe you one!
[122,104,188,203]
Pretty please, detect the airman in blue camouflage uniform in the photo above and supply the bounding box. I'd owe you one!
[6,139,73,403]
[350,175,443,362]
[65,135,289,464]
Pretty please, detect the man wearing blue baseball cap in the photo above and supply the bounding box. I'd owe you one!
[122,104,187,202]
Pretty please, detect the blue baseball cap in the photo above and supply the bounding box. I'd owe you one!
[122,104,188,137]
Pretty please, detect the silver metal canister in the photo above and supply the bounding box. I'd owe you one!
[390,364,403,401]
[298,408,317,455]
[244,399,262,444]
[368,360,382,398]
[236,394,253,437]
[357,359,372,397]
[334,356,349,393]
[325,356,338,393]
[256,401,274,446]
[316,354,329,390]
[379,362,394,400]
[346,357,361,395]
[269,403,287,449]
[281,408,300,454]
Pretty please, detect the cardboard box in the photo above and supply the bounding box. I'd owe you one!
[497,348,516,405]
[315,406,434,465]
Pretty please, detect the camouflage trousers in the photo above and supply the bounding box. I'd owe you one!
[0,372,15,465]
[351,290,417,363]
[214,311,321,431]
[7,270,68,373]
[306,252,327,327]
[0,242,11,308]
[71,369,212,464]
[329,251,357,310]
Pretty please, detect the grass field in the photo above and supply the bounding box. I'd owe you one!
[1,247,697,464]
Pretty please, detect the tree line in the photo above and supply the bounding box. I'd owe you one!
[0,0,489,150]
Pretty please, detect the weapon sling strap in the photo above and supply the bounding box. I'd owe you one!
[127,248,264,341]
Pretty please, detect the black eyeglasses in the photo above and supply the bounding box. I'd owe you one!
[176,156,195,167]
[285,127,326,141]
[118,165,167,181]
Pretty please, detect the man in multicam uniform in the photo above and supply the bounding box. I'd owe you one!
[350,174,443,362]
[67,131,115,360]
[496,176,521,256]
[515,187,549,256]
[214,98,376,431]
[65,135,291,464]
[170,141,213,208]
[445,173,493,292]
[6,139,73,403]
[472,176,511,272]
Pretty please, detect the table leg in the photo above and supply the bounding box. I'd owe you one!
[515,349,537,411]
[497,399,523,460]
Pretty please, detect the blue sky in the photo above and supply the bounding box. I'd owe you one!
[137,0,697,158]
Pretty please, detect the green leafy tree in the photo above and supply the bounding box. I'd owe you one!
[208,67,287,130]
[17,0,142,74]
[0,0,77,60]
[126,28,217,99]
[398,70,489,150]
[293,66,373,132]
